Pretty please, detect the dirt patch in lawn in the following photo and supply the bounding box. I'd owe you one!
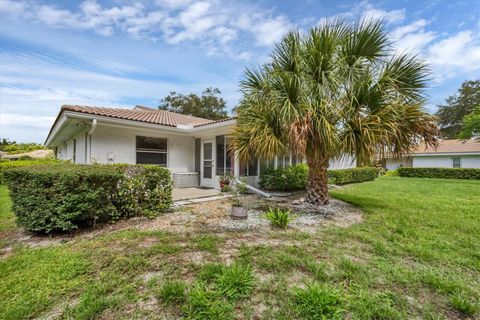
[0,193,361,255]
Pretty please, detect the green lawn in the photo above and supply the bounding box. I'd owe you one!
[0,185,15,233]
[0,177,479,319]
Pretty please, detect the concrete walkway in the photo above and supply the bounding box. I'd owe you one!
[172,187,221,201]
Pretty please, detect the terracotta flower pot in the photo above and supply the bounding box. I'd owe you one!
[231,206,248,220]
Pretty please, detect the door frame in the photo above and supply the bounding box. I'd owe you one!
[200,139,215,188]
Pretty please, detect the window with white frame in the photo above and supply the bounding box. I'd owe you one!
[216,135,235,176]
[452,157,461,168]
[136,136,167,166]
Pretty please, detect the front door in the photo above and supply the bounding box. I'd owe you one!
[201,140,215,188]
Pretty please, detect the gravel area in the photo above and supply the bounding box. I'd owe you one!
[140,194,363,234]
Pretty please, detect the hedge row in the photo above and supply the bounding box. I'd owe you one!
[398,167,480,180]
[328,167,380,185]
[0,158,63,184]
[3,164,172,233]
[259,164,379,191]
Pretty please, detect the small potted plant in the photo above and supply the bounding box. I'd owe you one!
[230,182,248,220]
[219,175,232,189]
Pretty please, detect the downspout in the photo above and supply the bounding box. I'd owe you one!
[232,178,271,198]
[87,119,97,164]
[88,118,97,135]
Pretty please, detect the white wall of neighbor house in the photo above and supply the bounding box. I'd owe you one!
[329,155,356,169]
[412,155,480,168]
[87,124,195,173]
[385,158,412,170]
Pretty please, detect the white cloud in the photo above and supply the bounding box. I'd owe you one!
[253,15,292,46]
[320,1,406,25]
[0,0,29,15]
[391,19,437,53]
[0,0,293,59]
[361,7,405,24]
[155,0,192,9]
[236,13,292,46]
[391,21,480,82]
[427,31,480,81]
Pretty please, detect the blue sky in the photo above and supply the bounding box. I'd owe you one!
[0,0,479,143]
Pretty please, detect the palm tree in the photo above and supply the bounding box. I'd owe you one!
[232,20,439,205]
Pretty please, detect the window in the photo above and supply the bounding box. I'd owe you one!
[195,138,201,172]
[84,133,88,163]
[248,159,258,176]
[216,136,225,175]
[136,136,167,166]
[216,135,235,176]
[452,157,461,168]
[73,139,77,163]
[240,158,258,176]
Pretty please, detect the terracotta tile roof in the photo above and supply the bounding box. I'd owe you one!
[414,139,480,154]
[61,104,219,127]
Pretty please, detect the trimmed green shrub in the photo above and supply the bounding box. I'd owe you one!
[0,158,63,184]
[115,165,173,218]
[2,164,172,233]
[259,165,379,191]
[259,164,308,191]
[328,167,379,185]
[398,167,480,180]
[263,207,296,229]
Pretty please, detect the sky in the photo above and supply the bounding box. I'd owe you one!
[0,0,479,143]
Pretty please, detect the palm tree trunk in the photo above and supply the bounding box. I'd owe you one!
[306,154,329,205]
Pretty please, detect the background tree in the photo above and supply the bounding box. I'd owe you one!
[0,138,46,154]
[158,87,228,120]
[233,20,438,205]
[458,106,480,139]
[435,79,480,138]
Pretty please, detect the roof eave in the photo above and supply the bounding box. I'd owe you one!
[45,111,237,146]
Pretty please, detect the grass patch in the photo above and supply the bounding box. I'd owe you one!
[194,234,220,253]
[292,282,344,319]
[182,284,234,320]
[216,263,255,300]
[0,177,479,318]
[0,185,15,232]
[449,292,478,316]
[157,280,187,304]
[198,263,225,282]
[0,246,90,319]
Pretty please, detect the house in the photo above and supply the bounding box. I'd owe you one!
[45,105,355,188]
[384,139,480,170]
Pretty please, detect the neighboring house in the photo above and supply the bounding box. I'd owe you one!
[45,105,355,188]
[384,139,480,170]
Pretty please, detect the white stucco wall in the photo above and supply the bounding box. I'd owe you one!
[329,155,356,169]
[385,158,412,170]
[89,124,195,173]
[412,155,480,168]
[56,131,88,164]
